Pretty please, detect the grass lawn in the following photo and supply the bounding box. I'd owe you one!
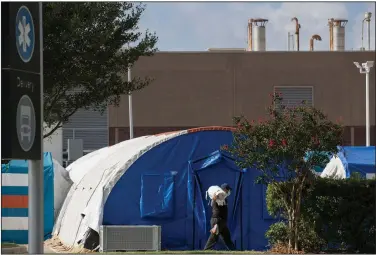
[107,251,265,254]
[1,242,20,248]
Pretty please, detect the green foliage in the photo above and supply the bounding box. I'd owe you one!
[225,92,343,251]
[43,2,158,137]
[265,222,289,246]
[266,178,376,253]
[226,93,343,184]
[349,171,365,180]
[305,178,376,253]
[266,220,324,253]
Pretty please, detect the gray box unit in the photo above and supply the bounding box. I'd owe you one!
[99,225,161,252]
[67,139,83,161]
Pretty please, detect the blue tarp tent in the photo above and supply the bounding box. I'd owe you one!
[320,146,375,179]
[54,127,279,251]
[1,152,72,244]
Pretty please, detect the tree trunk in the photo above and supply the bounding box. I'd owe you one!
[288,211,294,254]
[294,218,299,250]
[293,176,305,251]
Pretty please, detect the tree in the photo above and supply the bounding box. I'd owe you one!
[43,2,158,138]
[223,93,343,252]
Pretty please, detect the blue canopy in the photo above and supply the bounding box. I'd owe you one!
[103,130,277,251]
[338,146,375,178]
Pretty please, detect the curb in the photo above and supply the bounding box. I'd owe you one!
[1,246,27,254]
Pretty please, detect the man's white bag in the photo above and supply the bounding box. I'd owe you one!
[206,185,227,206]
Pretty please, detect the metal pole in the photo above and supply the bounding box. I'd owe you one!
[29,2,44,254]
[288,32,290,51]
[368,20,371,51]
[365,71,370,146]
[292,34,295,51]
[128,66,134,139]
[361,20,365,50]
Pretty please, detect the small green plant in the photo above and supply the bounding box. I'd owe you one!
[266,222,289,246]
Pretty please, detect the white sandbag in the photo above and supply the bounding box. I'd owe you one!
[206,185,227,206]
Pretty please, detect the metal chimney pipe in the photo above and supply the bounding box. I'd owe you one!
[328,19,334,51]
[291,17,300,51]
[332,19,348,51]
[248,18,268,51]
[361,18,365,50]
[309,34,322,51]
[247,19,253,51]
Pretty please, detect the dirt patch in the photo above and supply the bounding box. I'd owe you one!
[268,243,305,254]
[45,236,94,253]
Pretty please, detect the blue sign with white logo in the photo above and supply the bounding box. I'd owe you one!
[15,5,35,63]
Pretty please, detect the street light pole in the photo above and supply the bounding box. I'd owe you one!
[128,65,134,139]
[365,70,370,146]
[354,61,374,146]
[127,43,134,140]
[364,12,372,51]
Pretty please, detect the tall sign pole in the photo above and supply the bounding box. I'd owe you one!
[1,2,44,253]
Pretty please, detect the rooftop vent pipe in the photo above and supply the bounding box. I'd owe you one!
[247,18,268,51]
[291,17,301,51]
[309,34,322,51]
[328,18,348,51]
[328,19,334,50]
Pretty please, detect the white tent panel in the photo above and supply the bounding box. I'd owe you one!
[54,131,186,247]
[320,156,346,179]
[53,159,73,220]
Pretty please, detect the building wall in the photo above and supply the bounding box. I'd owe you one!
[109,51,376,145]
[62,108,108,152]
[43,124,63,165]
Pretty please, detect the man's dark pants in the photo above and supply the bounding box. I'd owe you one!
[204,218,235,250]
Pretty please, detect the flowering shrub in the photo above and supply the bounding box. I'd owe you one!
[224,92,344,251]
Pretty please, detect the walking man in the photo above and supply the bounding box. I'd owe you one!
[204,183,235,250]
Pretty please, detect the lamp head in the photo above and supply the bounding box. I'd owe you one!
[365,12,372,20]
[366,61,374,68]
[354,62,361,69]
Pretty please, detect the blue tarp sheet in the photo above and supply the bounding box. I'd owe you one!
[1,152,54,244]
[305,146,375,176]
[103,130,277,251]
[338,146,375,178]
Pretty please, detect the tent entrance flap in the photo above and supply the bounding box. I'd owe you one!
[188,150,246,250]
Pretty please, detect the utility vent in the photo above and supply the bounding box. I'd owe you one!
[99,225,161,252]
[274,86,314,109]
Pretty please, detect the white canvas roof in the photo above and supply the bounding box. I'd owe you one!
[53,131,187,247]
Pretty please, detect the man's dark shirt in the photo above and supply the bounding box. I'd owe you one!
[211,199,228,221]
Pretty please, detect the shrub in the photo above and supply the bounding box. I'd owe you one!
[266,178,376,253]
[265,219,324,253]
[226,93,343,251]
[266,222,289,246]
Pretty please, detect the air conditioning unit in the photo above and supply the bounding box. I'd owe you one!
[99,225,161,252]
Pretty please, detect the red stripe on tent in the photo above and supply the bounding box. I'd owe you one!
[187,126,236,133]
[154,131,181,136]
[154,126,235,137]
[2,195,28,208]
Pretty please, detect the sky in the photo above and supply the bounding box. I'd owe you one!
[138,1,375,51]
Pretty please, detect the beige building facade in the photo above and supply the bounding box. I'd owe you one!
[109,51,376,146]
